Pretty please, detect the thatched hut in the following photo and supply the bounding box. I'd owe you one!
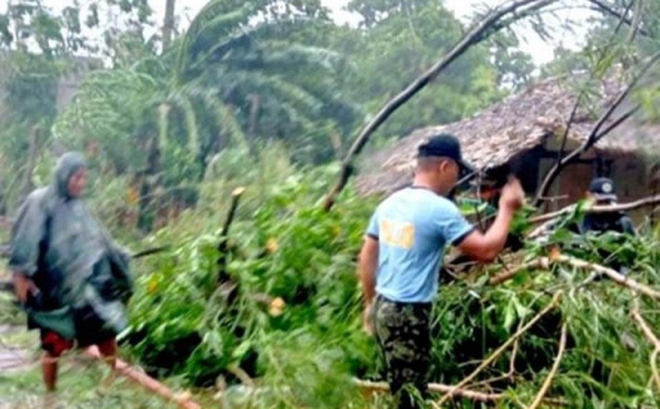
[355,75,660,218]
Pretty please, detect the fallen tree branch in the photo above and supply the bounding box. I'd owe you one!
[529,194,660,225]
[489,258,552,285]
[556,255,660,299]
[493,254,660,299]
[470,323,522,390]
[436,291,563,405]
[322,0,557,211]
[85,346,201,409]
[353,378,503,403]
[631,297,660,390]
[227,364,255,387]
[527,322,568,409]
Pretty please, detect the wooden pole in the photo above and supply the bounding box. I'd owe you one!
[85,346,202,409]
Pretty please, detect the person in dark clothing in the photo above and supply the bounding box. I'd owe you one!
[578,177,635,236]
[578,178,636,276]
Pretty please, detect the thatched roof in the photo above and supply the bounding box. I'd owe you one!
[355,75,660,196]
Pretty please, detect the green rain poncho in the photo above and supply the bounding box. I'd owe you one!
[9,152,133,345]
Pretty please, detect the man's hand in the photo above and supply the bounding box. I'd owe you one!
[499,177,525,211]
[12,273,36,305]
[363,303,374,336]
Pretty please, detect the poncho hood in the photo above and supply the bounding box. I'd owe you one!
[54,152,87,199]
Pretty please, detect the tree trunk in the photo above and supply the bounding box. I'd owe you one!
[162,0,176,50]
[247,94,260,158]
[137,134,161,233]
[19,125,40,204]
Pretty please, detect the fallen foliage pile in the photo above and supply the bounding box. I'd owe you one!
[119,168,660,408]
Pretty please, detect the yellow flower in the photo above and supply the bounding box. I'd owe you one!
[147,276,159,294]
[266,237,279,254]
[269,297,285,317]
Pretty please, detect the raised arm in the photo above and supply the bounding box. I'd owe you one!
[456,178,524,263]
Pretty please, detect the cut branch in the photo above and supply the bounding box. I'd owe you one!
[527,322,568,409]
[322,0,557,211]
[221,187,246,238]
[217,187,246,283]
[436,291,562,405]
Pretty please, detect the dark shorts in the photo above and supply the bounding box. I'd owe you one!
[373,295,432,409]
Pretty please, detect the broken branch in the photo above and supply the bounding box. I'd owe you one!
[85,346,201,409]
[527,322,568,409]
[322,0,558,211]
[529,194,660,225]
[555,256,660,299]
[495,254,660,299]
[217,187,246,283]
[436,291,562,405]
[490,258,552,285]
[353,378,503,403]
[470,324,522,390]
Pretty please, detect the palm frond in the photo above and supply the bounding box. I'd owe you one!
[174,0,268,80]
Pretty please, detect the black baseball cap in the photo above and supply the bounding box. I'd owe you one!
[417,133,475,177]
[589,177,617,201]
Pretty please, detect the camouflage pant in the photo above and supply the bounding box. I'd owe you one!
[374,295,432,409]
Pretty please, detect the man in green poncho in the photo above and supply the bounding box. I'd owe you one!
[10,152,133,392]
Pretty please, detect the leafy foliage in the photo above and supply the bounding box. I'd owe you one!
[113,157,660,408]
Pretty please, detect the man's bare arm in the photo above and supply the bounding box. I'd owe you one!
[457,178,524,263]
[456,207,515,262]
[358,236,379,307]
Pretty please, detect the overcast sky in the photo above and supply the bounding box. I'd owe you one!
[0,0,597,65]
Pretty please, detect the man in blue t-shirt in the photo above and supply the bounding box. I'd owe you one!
[359,134,524,409]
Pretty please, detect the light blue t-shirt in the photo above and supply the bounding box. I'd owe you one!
[366,187,474,303]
